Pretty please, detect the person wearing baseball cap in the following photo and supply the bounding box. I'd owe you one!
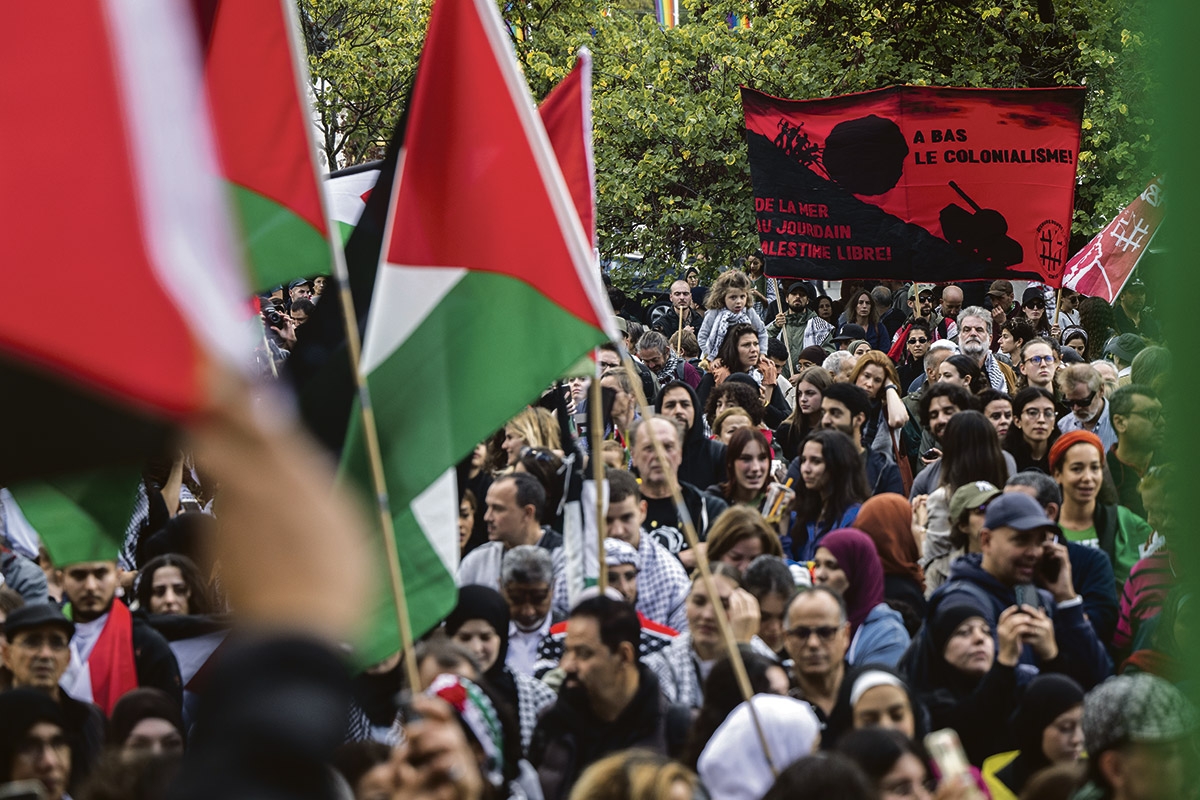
[1079,673,1195,800]
[287,277,312,305]
[832,322,867,349]
[1103,333,1147,378]
[1113,278,1162,342]
[767,282,817,374]
[1,604,104,792]
[931,491,1112,690]
[987,279,1016,317]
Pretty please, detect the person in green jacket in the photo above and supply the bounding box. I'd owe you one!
[1050,430,1153,588]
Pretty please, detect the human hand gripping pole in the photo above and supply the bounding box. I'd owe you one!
[619,354,779,777]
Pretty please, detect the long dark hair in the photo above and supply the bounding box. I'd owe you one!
[793,430,869,526]
[942,354,985,396]
[681,646,781,768]
[780,366,833,460]
[1004,386,1061,465]
[717,323,759,373]
[838,727,929,786]
[720,426,772,503]
[938,411,1008,494]
[135,554,215,616]
[845,288,880,326]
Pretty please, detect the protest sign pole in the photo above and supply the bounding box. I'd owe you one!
[590,368,608,591]
[1053,288,1063,327]
[620,357,779,776]
[774,279,794,374]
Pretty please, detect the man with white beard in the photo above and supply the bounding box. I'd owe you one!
[957,305,1017,393]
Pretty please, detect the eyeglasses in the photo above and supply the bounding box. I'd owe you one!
[1023,355,1055,366]
[785,625,840,641]
[1022,407,1056,420]
[1066,391,1098,409]
[13,633,70,652]
[1127,408,1164,424]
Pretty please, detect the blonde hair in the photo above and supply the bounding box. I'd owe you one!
[506,406,561,452]
[713,406,753,439]
[848,349,900,394]
[704,270,753,310]
[568,750,700,800]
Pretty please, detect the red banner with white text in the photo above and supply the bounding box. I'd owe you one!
[742,85,1086,286]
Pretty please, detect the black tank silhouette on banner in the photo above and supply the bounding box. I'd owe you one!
[939,181,1023,267]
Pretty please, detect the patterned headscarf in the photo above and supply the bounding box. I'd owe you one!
[426,674,506,788]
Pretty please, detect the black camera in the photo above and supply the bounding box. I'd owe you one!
[262,305,283,328]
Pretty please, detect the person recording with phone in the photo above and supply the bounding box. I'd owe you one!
[928,492,1112,692]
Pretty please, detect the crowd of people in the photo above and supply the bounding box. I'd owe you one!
[0,264,1189,800]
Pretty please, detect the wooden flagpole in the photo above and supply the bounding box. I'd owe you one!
[285,0,422,694]
[774,278,794,375]
[590,367,608,591]
[326,243,423,695]
[620,357,779,776]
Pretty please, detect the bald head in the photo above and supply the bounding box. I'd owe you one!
[940,286,963,321]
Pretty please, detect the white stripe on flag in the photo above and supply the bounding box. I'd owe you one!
[411,468,461,575]
[360,265,466,376]
[102,0,252,368]
[170,630,229,688]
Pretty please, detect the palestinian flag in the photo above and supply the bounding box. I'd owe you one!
[326,163,384,246]
[195,0,334,291]
[0,3,249,484]
[341,0,615,665]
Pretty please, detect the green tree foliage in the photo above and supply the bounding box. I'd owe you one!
[299,0,1159,284]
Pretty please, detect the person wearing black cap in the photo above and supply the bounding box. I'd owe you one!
[287,277,312,305]
[2,603,105,791]
[832,322,868,351]
[982,674,1085,799]
[934,492,1112,691]
[0,688,72,799]
[1113,279,1161,341]
[767,281,816,374]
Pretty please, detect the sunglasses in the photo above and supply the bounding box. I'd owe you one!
[908,337,929,345]
[1025,301,1046,310]
[1066,391,1098,409]
[786,625,841,641]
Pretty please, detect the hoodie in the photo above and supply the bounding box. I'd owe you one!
[655,380,727,490]
[938,554,1112,690]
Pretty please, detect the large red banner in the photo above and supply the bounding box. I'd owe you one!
[742,85,1086,286]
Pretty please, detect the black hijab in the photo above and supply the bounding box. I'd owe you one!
[443,586,519,713]
[997,674,1085,793]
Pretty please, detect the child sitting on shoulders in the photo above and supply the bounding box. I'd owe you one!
[697,269,769,365]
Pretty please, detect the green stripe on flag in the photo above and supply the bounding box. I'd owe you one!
[230,183,332,291]
[342,271,606,665]
[9,468,141,566]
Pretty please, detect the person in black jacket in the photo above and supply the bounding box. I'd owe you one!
[529,596,673,800]
[655,380,726,490]
[61,560,183,711]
